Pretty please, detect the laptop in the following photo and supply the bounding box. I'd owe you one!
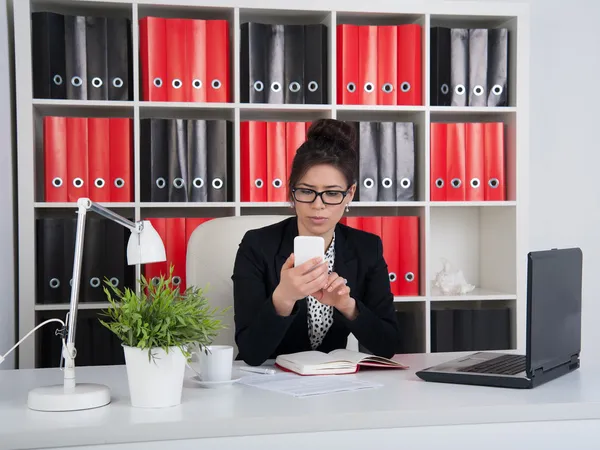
[416,247,583,389]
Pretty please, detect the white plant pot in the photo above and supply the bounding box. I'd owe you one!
[122,345,186,408]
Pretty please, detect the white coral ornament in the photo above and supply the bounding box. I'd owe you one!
[433,258,475,295]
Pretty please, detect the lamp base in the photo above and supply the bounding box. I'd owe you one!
[27,383,111,411]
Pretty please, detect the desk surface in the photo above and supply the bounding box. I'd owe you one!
[1,352,599,449]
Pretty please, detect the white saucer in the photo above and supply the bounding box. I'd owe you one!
[189,375,242,389]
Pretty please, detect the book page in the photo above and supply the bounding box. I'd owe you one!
[327,349,372,364]
[328,349,409,368]
[277,351,338,366]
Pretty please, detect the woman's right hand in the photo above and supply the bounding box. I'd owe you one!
[272,253,329,316]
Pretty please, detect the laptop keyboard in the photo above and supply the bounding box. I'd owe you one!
[460,354,526,375]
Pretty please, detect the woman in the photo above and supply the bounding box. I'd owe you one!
[232,118,400,366]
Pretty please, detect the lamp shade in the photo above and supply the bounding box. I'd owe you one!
[126,220,166,265]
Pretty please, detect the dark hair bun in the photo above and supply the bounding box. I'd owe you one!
[306,119,356,152]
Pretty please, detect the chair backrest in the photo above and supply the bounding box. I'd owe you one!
[186,215,290,353]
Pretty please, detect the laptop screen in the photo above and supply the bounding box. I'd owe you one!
[526,247,582,374]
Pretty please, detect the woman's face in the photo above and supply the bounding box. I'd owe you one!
[292,164,355,237]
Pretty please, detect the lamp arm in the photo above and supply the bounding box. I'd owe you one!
[63,198,142,392]
[78,198,140,232]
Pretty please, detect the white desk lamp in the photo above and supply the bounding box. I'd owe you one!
[13,198,166,412]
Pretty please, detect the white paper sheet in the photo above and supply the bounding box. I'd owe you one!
[238,373,382,398]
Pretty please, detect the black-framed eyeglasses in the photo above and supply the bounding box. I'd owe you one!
[291,187,350,205]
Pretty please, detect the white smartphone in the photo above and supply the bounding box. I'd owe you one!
[293,236,324,268]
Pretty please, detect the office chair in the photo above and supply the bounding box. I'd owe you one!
[186,215,359,356]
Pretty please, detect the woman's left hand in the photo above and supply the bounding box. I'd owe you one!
[311,272,358,319]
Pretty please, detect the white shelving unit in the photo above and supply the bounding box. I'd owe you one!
[13,0,529,368]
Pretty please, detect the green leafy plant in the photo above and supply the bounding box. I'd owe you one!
[99,265,228,362]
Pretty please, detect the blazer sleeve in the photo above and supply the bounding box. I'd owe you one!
[231,231,296,366]
[335,236,400,358]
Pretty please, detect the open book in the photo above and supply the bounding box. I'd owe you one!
[275,349,409,375]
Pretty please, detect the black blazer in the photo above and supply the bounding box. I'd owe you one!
[231,217,400,366]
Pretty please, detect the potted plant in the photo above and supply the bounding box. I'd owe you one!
[99,266,227,408]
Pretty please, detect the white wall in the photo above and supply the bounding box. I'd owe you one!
[516,0,600,359]
[0,0,15,369]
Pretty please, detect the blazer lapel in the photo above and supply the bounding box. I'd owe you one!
[275,217,297,285]
[333,223,358,294]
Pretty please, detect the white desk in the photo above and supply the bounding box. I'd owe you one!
[1,352,599,450]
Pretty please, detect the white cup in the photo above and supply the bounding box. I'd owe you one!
[189,345,233,382]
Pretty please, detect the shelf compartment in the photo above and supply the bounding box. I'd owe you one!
[429,206,516,297]
[136,4,235,105]
[430,299,516,352]
[33,112,136,204]
[336,110,426,202]
[429,15,517,108]
[429,112,517,202]
[342,208,426,297]
[238,9,332,106]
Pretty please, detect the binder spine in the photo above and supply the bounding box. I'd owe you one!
[186,19,207,103]
[106,18,132,101]
[31,12,66,99]
[139,17,167,102]
[465,122,485,201]
[43,116,68,202]
[396,24,422,106]
[304,24,327,104]
[446,122,466,201]
[283,25,304,104]
[266,121,286,202]
[206,20,230,103]
[104,220,126,292]
[266,24,285,104]
[468,28,488,107]
[377,122,396,201]
[87,117,110,202]
[207,120,229,202]
[240,22,267,103]
[64,15,88,100]
[395,122,415,201]
[336,24,359,104]
[66,117,88,201]
[358,121,379,201]
[168,119,189,202]
[430,27,451,106]
[85,16,108,100]
[358,25,377,105]
[450,28,468,107]
[377,26,397,105]
[165,19,188,102]
[430,122,447,201]
[109,118,133,202]
[37,218,65,304]
[188,119,208,202]
[487,28,508,106]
